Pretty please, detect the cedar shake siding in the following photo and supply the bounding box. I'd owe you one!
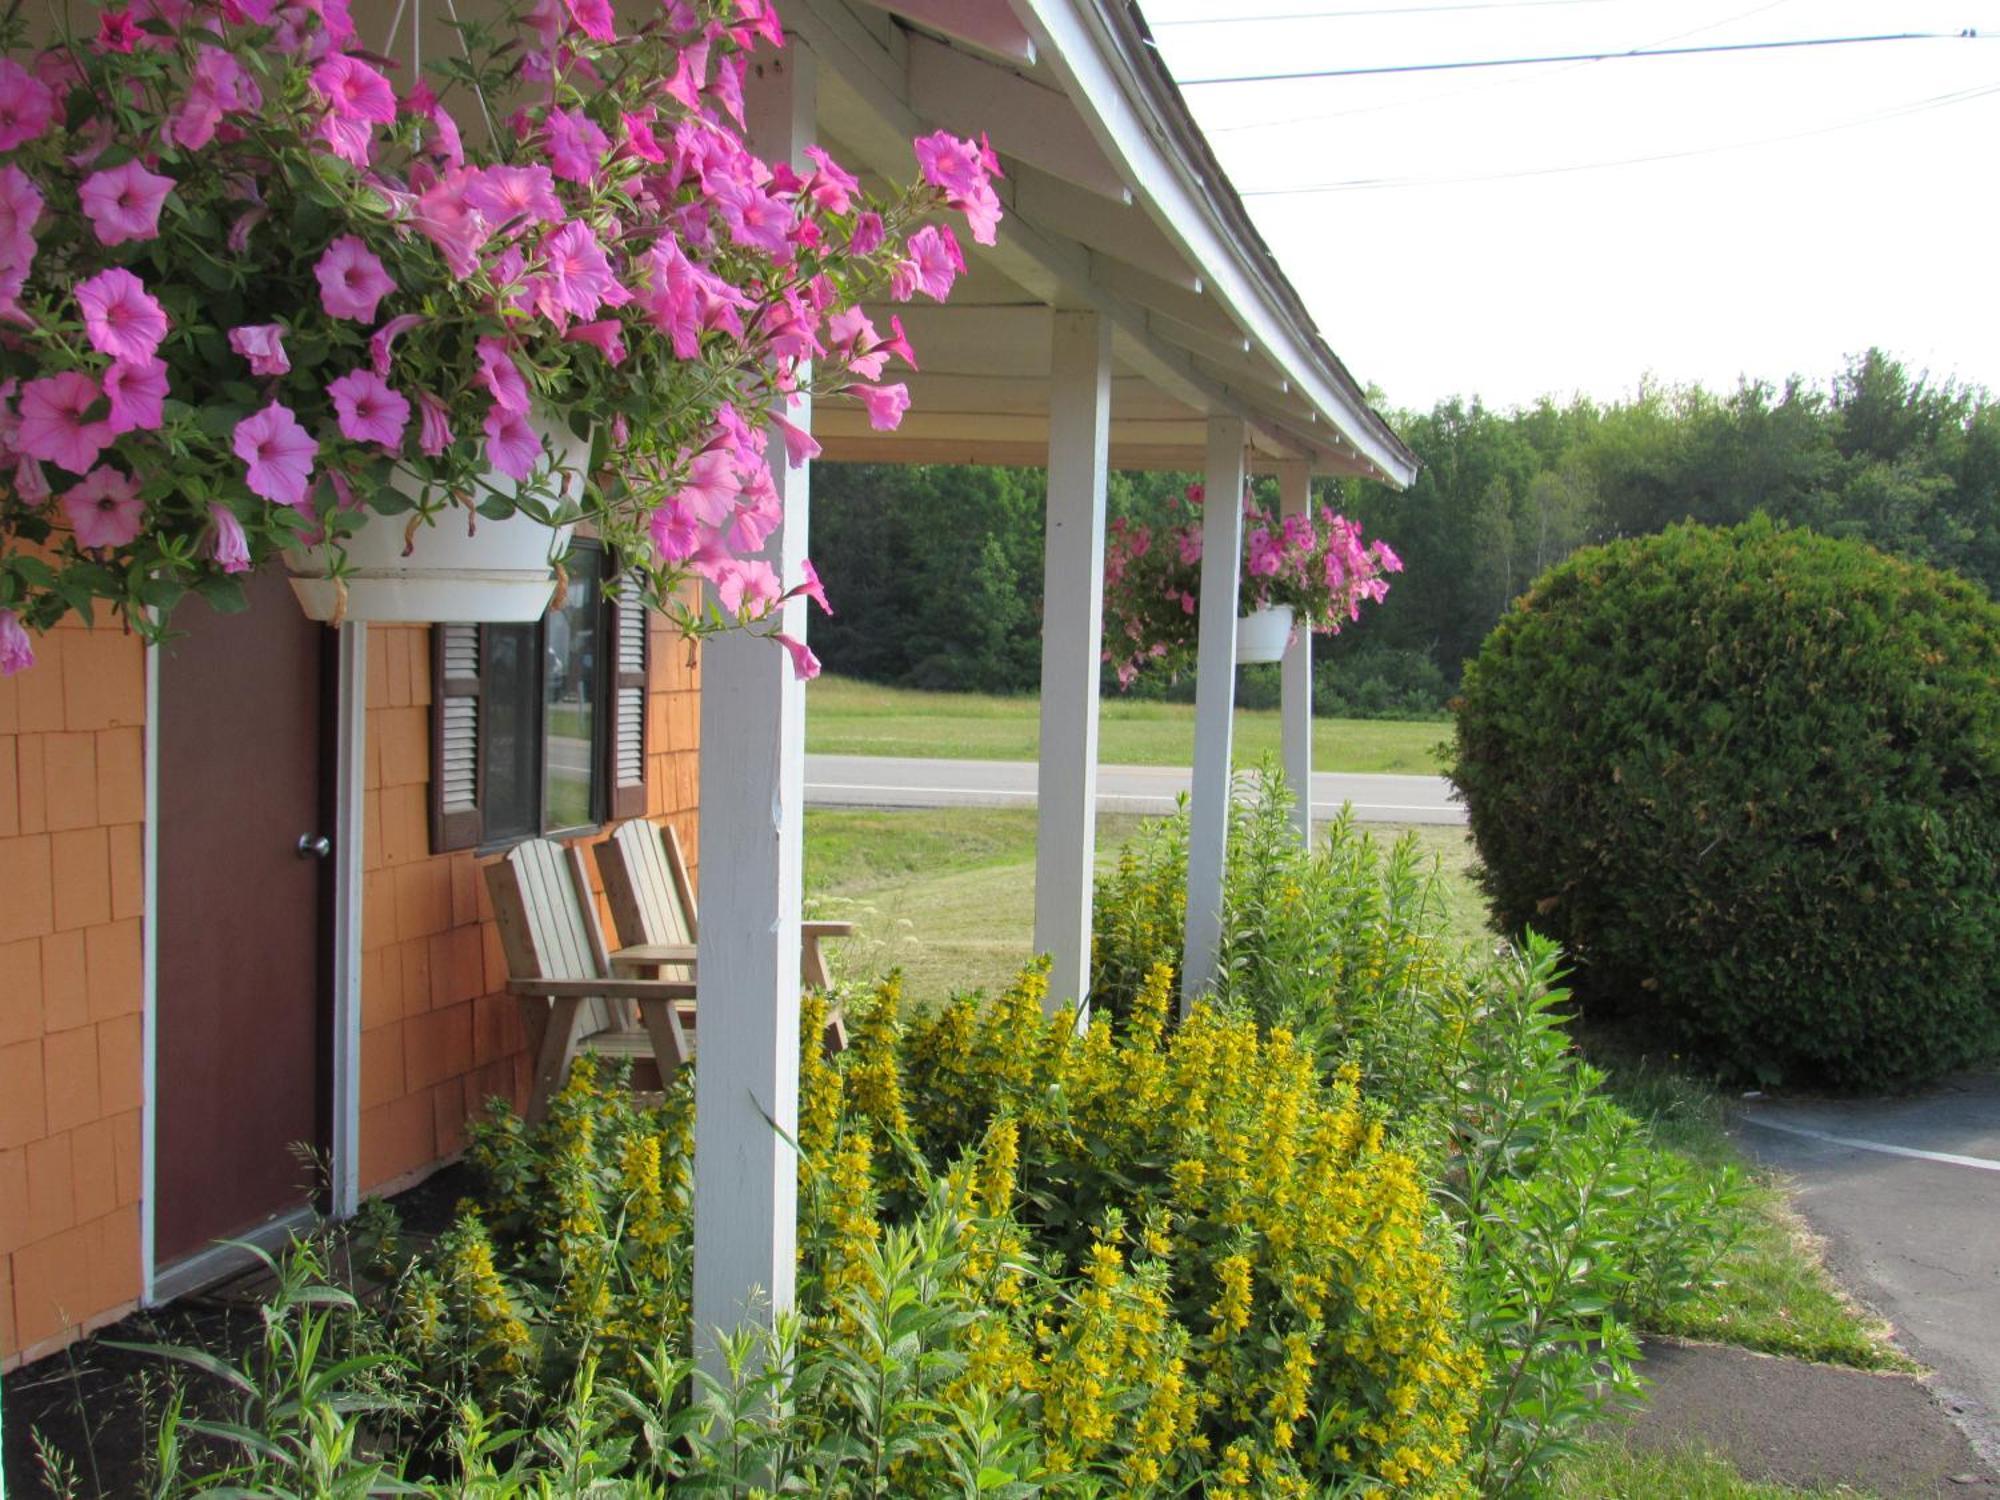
[1,611,699,1369]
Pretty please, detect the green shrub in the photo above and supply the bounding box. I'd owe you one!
[1452,518,2000,1087]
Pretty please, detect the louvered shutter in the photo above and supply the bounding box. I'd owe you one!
[430,623,484,851]
[606,591,649,820]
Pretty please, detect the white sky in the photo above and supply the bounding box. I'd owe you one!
[1143,0,2000,412]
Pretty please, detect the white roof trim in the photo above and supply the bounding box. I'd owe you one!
[1004,0,1418,486]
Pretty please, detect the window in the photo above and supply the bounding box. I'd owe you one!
[430,541,650,852]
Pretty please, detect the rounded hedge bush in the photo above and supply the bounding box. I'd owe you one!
[1451,519,2000,1088]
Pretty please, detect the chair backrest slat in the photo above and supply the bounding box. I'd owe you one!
[490,838,616,1035]
[599,819,696,984]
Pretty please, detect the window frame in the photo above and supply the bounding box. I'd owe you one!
[428,542,649,854]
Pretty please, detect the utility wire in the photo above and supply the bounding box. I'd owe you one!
[1152,0,1633,24]
[1202,0,1795,132]
[1237,77,2000,193]
[1180,29,1986,85]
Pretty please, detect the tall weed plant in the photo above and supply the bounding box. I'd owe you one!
[1091,771,1750,1496]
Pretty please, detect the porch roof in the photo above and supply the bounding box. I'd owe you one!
[794,0,1418,483]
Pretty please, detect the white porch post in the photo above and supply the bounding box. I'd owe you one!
[691,44,815,1375]
[1277,460,1313,845]
[1034,310,1112,1018]
[1180,416,1248,1014]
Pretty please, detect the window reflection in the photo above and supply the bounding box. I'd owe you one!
[543,549,602,832]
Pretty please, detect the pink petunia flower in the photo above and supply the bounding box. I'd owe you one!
[475,338,532,414]
[529,220,621,323]
[801,144,859,213]
[674,448,741,526]
[913,129,1004,246]
[168,47,261,151]
[415,391,453,456]
[851,382,910,432]
[769,410,819,468]
[17,372,110,474]
[412,173,491,279]
[327,368,410,450]
[208,503,251,573]
[76,268,169,364]
[849,210,884,256]
[14,458,48,504]
[0,165,43,282]
[795,557,833,615]
[712,179,795,256]
[890,223,962,303]
[232,401,317,509]
[79,161,174,246]
[545,107,609,184]
[368,314,424,380]
[772,631,820,681]
[482,404,542,481]
[621,110,666,164]
[229,323,290,376]
[0,60,54,151]
[94,9,141,52]
[563,0,615,42]
[62,466,144,547]
[712,557,780,618]
[312,53,396,123]
[0,609,34,675]
[103,357,168,434]
[465,163,562,227]
[315,235,395,321]
[648,495,700,562]
[564,319,626,364]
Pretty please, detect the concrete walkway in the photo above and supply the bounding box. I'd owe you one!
[1732,1071,2000,1476]
[803,753,1465,824]
[1628,1338,1995,1496]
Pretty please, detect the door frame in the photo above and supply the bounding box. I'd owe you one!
[141,619,369,1304]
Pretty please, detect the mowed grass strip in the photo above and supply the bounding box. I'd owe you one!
[804,675,1450,775]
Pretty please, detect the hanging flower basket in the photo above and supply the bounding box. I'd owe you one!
[0,0,1008,682]
[1233,604,1295,665]
[287,415,584,624]
[1103,481,1402,688]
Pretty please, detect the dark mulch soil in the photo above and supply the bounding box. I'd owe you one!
[3,1162,479,1500]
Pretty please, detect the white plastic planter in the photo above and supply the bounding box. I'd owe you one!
[288,414,587,624]
[1234,603,1295,665]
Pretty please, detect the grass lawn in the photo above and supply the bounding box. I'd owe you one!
[1550,1441,1879,1498]
[804,675,1450,775]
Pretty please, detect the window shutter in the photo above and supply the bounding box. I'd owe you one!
[606,592,650,821]
[431,623,484,851]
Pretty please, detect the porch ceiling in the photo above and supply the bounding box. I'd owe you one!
[792,0,1418,482]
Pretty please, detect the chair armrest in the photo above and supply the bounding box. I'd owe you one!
[802,922,857,939]
[509,978,698,1001]
[609,943,699,965]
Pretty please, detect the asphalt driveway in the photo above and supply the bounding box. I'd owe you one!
[1736,1069,2000,1471]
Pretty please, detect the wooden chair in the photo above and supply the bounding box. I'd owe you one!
[483,838,699,1122]
[594,818,855,1050]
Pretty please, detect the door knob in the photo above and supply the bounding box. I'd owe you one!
[296,833,332,860]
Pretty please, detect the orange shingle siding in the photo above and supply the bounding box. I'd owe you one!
[355,620,699,1195]
[0,621,148,1369]
[1,613,701,1367]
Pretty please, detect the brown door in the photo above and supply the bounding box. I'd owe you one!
[156,569,333,1266]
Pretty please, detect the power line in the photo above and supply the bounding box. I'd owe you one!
[1203,0,1796,132]
[1237,78,2000,194]
[1151,0,1632,24]
[1180,29,1986,85]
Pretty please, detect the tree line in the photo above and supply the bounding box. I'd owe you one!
[807,349,2000,716]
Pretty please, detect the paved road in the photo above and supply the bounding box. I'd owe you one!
[804,754,1465,824]
[1737,1071,2000,1471]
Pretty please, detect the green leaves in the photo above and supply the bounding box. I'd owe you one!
[1453,519,2000,1088]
